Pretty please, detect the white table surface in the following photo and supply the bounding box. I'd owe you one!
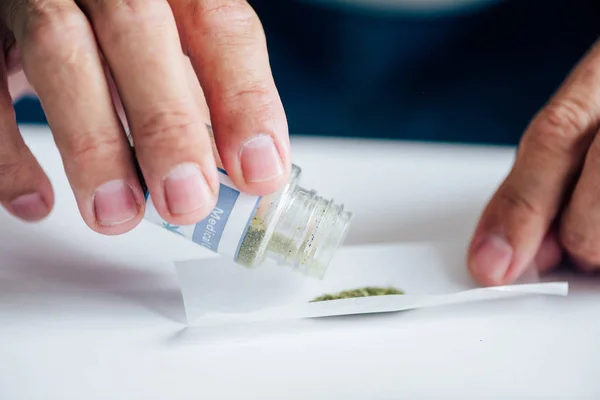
[1,126,599,399]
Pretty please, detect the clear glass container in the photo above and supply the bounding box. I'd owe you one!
[235,164,352,278]
[131,130,352,278]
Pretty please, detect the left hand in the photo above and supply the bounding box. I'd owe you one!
[468,40,600,286]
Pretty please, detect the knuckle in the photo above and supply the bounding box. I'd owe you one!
[0,158,23,185]
[0,155,30,199]
[187,0,258,37]
[64,131,125,165]
[560,223,600,264]
[542,99,590,136]
[20,2,90,57]
[494,182,544,219]
[109,0,171,28]
[222,85,274,109]
[528,99,593,155]
[133,107,204,151]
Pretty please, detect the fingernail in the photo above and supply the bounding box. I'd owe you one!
[94,180,139,226]
[240,134,284,183]
[10,192,49,221]
[164,163,213,215]
[471,235,513,283]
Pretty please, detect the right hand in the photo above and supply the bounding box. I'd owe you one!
[467,40,600,285]
[0,0,291,234]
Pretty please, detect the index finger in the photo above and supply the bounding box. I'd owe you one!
[78,0,220,227]
[170,0,291,196]
[468,40,600,286]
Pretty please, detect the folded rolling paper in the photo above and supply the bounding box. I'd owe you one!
[175,241,568,326]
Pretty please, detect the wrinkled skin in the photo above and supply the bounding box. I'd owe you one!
[0,0,290,235]
[468,41,600,285]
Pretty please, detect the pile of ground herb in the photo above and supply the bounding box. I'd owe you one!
[310,287,404,302]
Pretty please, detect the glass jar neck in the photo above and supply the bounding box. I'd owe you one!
[265,184,352,278]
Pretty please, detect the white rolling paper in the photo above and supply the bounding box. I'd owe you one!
[175,241,568,327]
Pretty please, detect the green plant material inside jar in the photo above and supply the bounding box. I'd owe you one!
[237,216,298,266]
[310,287,404,302]
[236,217,267,266]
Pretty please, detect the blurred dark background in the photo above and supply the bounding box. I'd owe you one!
[15,0,600,146]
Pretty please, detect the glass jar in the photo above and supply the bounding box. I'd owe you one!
[140,160,352,279]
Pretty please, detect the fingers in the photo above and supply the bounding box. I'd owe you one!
[559,126,600,268]
[107,55,211,137]
[0,51,53,221]
[468,40,600,286]
[170,0,291,195]
[6,1,145,234]
[3,0,287,235]
[78,0,219,226]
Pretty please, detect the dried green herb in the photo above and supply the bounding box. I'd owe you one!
[236,217,298,266]
[310,287,404,302]
[236,218,267,266]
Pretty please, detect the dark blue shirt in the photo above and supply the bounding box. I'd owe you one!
[15,0,600,145]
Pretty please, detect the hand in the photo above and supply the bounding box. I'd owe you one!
[0,0,290,234]
[468,40,600,285]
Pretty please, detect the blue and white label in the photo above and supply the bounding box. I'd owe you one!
[192,184,238,251]
[143,169,261,260]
